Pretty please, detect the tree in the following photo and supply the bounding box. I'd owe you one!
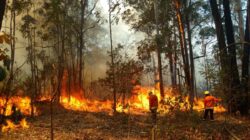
[108,0,117,113]
[154,0,164,99]
[100,44,144,108]
[209,0,229,94]
[241,0,250,115]
[223,0,241,96]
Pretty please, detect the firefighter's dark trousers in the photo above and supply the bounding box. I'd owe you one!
[203,108,214,120]
[150,108,157,124]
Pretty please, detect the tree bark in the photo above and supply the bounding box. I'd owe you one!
[79,0,87,90]
[109,0,117,113]
[223,0,242,114]
[235,0,245,44]
[209,0,229,91]
[174,0,191,99]
[241,0,250,115]
[154,0,164,99]
[185,9,195,110]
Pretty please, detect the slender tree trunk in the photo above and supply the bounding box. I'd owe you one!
[168,40,175,86]
[154,0,164,99]
[174,0,191,99]
[79,0,87,90]
[177,68,181,94]
[50,97,54,140]
[0,0,6,30]
[173,26,178,87]
[235,0,244,44]
[4,0,16,97]
[109,0,117,113]
[241,0,250,115]
[185,9,194,110]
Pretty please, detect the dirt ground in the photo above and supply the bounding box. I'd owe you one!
[1,102,250,140]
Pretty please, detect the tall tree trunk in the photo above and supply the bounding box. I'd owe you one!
[168,39,175,86]
[109,0,117,113]
[154,0,164,99]
[174,0,191,99]
[185,8,195,110]
[0,0,6,30]
[79,0,87,90]
[4,0,16,97]
[223,0,241,112]
[173,26,178,88]
[209,0,229,94]
[241,0,250,115]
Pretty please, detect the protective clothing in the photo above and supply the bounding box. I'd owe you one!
[204,95,220,109]
[149,94,158,109]
[148,93,158,124]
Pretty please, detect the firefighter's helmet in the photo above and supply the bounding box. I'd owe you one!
[204,91,210,95]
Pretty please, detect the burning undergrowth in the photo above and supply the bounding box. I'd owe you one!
[57,85,226,115]
[0,83,226,133]
[0,96,37,132]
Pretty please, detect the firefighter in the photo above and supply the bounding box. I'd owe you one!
[203,91,221,121]
[148,91,158,124]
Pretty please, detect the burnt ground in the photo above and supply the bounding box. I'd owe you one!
[0,102,250,140]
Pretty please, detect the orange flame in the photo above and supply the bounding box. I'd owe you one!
[0,96,38,116]
[58,86,226,114]
[0,96,35,132]
[1,118,29,132]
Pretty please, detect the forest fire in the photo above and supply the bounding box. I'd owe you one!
[0,96,35,132]
[60,96,113,113]
[0,96,38,116]
[58,86,226,114]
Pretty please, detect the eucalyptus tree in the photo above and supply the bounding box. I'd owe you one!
[122,0,168,99]
[1,0,32,98]
[20,12,38,117]
[208,0,250,114]
[108,0,117,112]
[99,44,144,108]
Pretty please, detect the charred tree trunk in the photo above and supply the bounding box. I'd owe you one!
[0,0,6,30]
[241,0,250,115]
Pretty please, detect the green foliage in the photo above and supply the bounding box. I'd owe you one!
[10,0,32,14]
[100,44,144,94]
[199,58,220,89]
[199,26,216,38]
[20,14,37,38]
